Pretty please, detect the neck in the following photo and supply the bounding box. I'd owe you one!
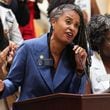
[49,35,66,69]
[50,36,65,56]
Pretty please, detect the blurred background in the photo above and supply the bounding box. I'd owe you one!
[96,0,110,14]
[38,0,110,15]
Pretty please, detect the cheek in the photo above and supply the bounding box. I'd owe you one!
[102,45,110,56]
[73,28,79,40]
[54,23,65,34]
[75,28,79,36]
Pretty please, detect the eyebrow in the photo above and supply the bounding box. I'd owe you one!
[65,15,80,23]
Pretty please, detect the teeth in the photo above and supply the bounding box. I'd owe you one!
[67,32,72,36]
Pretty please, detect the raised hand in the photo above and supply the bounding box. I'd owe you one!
[0,46,10,65]
[73,45,87,75]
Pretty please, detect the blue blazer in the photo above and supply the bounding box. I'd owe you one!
[1,34,87,101]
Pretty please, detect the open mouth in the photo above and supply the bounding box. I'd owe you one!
[66,32,73,39]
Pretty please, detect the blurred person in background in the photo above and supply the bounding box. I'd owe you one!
[88,14,110,94]
[10,0,44,40]
[0,0,23,45]
[75,0,100,24]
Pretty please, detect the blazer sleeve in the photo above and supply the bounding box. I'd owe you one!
[70,72,88,94]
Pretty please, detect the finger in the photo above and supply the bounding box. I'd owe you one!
[73,45,84,54]
[0,46,10,61]
[80,51,87,58]
[0,80,4,92]
[9,41,18,49]
[2,46,9,55]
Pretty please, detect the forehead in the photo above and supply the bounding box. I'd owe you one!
[60,10,80,21]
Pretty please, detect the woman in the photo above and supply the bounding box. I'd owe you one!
[88,14,110,94]
[0,3,90,102]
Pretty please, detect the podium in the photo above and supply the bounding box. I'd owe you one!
[13,93,110,110]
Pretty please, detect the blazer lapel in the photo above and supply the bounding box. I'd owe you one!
[38,67,54,92]
[36,50,54,92]
[53,50,73,89]
[32,35,54,92]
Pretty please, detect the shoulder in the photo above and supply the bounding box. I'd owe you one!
[24,34,48,45]
[21,33,48,50]
[0,6,15,23]
[91,51,102,66]
[0,5,13,14]
[5,9,15,22]
[90,51,106,77]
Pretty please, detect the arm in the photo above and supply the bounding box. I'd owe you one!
[72,45,89,94]
[91,0,100,16]
[73,45,87,76]
[71,72,90,94]
[75,0,91,24]
[0,43,27,98]
[0,46,10,78]
[0,47,10,92]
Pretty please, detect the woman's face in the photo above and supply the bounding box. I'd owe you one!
[101,31,110,58]
[51,10,80,45]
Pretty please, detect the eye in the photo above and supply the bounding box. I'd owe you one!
[65,19,72,25]
[74,23,80,29]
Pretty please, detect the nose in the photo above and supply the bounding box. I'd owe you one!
[70,24,76,30]
[69,24,77,33]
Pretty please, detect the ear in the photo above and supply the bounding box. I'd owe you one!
[50,17,56,30]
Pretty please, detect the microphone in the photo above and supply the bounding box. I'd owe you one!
[70,42,75,49]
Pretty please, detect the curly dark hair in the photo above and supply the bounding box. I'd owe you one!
[87,14,110,52]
